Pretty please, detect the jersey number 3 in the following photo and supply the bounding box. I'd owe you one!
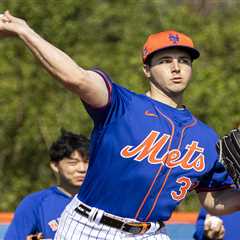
[171,176,192,201]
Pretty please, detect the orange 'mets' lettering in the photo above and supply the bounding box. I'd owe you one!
[120,131,170,163]
[120,131,205,172]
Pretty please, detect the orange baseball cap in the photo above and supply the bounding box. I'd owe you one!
[142,30,200,64]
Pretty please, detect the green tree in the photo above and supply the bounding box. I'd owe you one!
[0,0,239,211]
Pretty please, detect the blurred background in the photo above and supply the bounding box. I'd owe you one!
[0,0,239,217]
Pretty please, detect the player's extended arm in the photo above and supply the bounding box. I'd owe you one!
[0,10,108,108]
[198,189,240,216]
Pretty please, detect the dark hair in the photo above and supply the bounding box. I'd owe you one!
[49,129,90,162]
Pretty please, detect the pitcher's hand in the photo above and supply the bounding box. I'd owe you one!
[0,10,30,37]
[204,214,225,240]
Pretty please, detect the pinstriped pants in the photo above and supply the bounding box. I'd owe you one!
[54,196,171,240]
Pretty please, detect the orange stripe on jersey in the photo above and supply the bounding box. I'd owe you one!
[144,168,173,221]
[144,113,197,221]
[134,108,175,220]
[134,164,164,219]
[177,117,197,149]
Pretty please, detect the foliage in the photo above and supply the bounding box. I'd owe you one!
[0,0,239,211]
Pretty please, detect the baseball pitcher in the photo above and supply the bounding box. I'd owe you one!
[1,11,240,240]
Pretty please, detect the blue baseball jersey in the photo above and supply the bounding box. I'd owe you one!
[194,207,240,240]
[4,186,72,240]
[78,70,232,222]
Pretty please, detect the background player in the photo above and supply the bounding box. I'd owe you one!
[4,129,89,240]
[1,10,240,240]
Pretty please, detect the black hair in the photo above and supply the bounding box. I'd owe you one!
[49,129,89,162]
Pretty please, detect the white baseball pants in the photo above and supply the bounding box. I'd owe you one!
[54,196,171,240]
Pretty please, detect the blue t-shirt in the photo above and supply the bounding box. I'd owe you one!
[78,70,232,222]
[4,186,72,240]
[194,208,240,240]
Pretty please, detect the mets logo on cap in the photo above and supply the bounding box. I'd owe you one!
[168,33,179,44]
[142,30,200,63]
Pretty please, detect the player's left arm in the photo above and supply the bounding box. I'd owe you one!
[198,189,240,216]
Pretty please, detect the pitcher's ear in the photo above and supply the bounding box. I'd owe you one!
[143,64,151,78]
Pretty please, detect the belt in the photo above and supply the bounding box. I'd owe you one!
[75,203,165,235]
